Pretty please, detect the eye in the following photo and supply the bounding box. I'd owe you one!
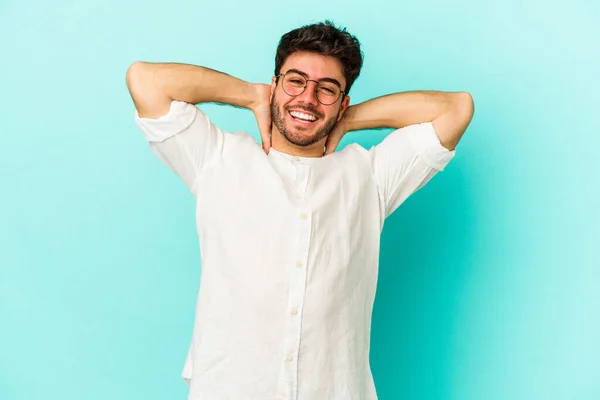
[318,86,337,95]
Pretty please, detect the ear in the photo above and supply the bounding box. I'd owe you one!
[337,95,351,121]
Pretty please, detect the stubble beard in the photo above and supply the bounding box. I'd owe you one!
[270,95,339,147]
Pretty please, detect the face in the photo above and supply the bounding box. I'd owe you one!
[270,51,350,148]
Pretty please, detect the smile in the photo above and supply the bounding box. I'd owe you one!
[289,110,318,124]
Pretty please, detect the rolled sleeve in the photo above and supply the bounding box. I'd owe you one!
[134,100,226,195]
[135,100,198,143]
[370,122,455,218]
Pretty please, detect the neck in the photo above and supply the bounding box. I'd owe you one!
[270,125,326,158]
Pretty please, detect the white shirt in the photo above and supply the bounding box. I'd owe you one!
[134,100,455,400]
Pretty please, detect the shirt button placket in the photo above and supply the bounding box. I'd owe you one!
[280,162,310,400]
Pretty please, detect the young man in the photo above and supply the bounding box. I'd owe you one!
[127,21,473,400]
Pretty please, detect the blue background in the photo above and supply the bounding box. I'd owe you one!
[1,0,599,399]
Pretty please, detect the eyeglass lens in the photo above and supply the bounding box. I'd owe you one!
[282,73,341,105]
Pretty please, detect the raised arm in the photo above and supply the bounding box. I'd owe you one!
[324,90,474,154]
[125,62,273,152]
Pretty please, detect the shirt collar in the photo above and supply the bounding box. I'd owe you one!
[268,147,321,165]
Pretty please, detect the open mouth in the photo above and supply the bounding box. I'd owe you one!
[288,110,318,125]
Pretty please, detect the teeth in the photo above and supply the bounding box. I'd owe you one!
[290,111,316,121]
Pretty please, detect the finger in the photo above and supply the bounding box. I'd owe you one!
[324,136,340,156]
[260,124,271,154]
[323,139,330,156]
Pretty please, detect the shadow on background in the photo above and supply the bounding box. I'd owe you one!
[371,161,478,399]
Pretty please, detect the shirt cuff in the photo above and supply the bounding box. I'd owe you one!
[134,100,198,143]
[406,122,456,171]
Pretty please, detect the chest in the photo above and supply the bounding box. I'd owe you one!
[197,154,377,226]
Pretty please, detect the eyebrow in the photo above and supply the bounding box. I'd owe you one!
[285,68,344,90]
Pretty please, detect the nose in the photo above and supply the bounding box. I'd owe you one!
[295,80,319,105]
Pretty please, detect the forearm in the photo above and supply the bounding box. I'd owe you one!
[343,90,467,132]
[126,61,258,118]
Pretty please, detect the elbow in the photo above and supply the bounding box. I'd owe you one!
[126,61,157,105]
[436,92,474,150]
[125,62,171,119]
[127,61,148,75]
[456,91,475,120]
[125,61,147,90]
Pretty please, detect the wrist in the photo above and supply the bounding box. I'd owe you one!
[249,83,271,112]
[341,104,358,133]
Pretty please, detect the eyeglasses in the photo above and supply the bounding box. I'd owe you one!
[276,71,346,105]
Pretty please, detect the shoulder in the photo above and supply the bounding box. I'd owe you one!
[221,130,264,159]
[335,143,373,165]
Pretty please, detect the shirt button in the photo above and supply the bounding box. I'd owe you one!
[291,307,298,316]
[294,156,301,162]
[300,212,307,220]
[296,261,303,268]
[293,192,301,199]
[286,354,294,362]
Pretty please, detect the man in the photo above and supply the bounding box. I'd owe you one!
[127,20,473,400]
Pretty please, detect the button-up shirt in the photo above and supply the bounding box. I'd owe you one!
[134,100,455,400]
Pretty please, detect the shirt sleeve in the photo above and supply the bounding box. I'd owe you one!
[370,121,456,219]
[134,100,226,195]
